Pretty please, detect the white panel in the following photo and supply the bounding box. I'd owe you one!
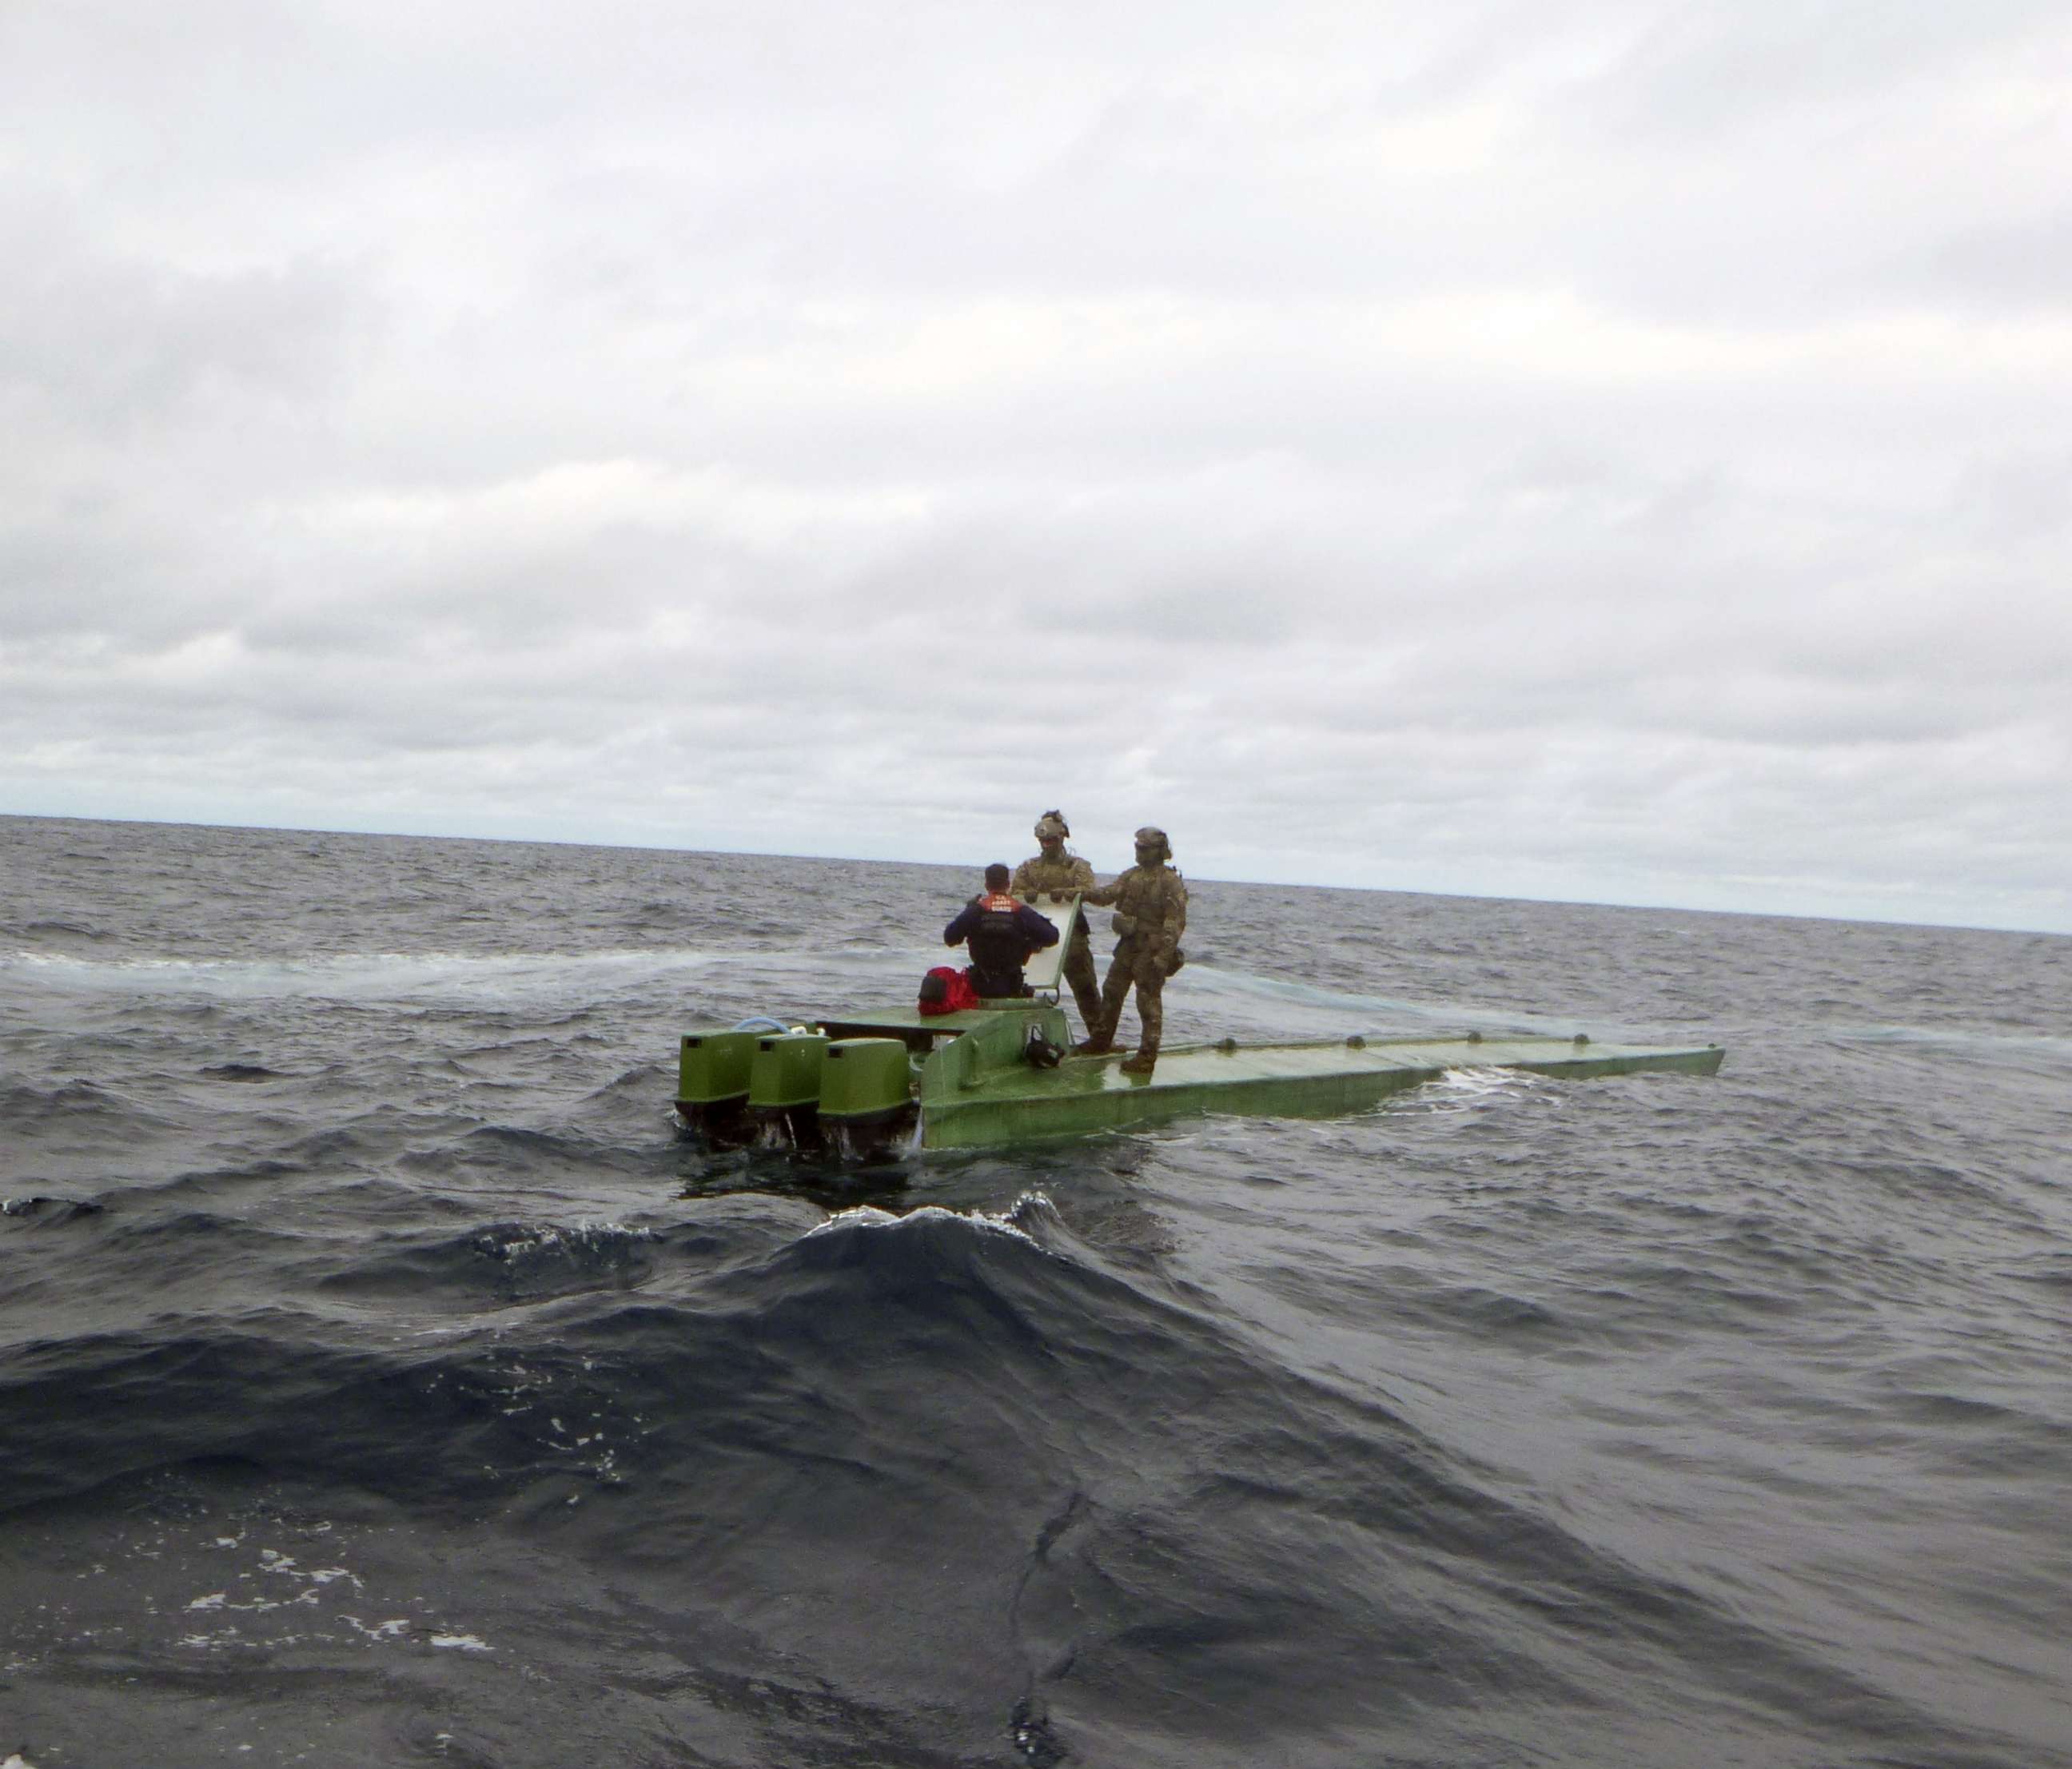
[1017,892,1083,993]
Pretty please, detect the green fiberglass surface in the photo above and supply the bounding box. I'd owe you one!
[916,1031,1724,1149]
[673,998,1723,1152]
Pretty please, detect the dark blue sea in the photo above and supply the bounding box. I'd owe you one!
[3,814,2069,1768]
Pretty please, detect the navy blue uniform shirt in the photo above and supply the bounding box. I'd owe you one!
[943,893,1059,998]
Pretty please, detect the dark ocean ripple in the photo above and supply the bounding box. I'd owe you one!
[3,815,2070,1767]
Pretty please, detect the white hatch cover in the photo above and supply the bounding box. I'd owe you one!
[1017,891,1084,994]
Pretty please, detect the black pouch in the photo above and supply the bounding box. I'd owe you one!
[1023,1025,1064,1068]
[918,971,949,1006]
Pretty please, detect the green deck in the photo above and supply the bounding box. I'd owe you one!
[927,1033,1722,1148]
[809,1003,1725,1150]
[675,998,1724,1153]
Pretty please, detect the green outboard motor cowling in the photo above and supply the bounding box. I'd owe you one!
[675,1029,763,1143]
[749,1032,829,1148]
[679,1030,759,1105]
[819,1038,914,1129]
[748,1032,828,1109]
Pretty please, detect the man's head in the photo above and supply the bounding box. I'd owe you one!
[1034,811,1068,854]
[984,863,1011,892]
[1134,826,1170,865]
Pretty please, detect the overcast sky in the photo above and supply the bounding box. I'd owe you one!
[4,1,2069,931]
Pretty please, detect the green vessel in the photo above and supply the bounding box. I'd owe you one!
[673,897,1725,1153]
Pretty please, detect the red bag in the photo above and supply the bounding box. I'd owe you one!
[918,965,982,1016]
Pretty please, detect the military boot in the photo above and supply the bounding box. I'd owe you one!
[1073,1034,1114,1056]
[1118,1047,1158,1076]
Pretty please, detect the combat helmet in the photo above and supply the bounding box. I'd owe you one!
[1034,811,1070,842]
[1133,826,1171,863]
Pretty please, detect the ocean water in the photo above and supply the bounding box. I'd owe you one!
[2,813,2068,1769]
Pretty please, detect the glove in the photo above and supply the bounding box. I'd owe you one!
[1163,947,1185,976]
[1111,912,1137,938]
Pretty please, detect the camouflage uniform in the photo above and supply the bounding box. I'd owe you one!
[1080,829,1188,1072]
[1010,845,1101,1032]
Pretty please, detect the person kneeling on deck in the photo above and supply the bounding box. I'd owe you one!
[1076,827,1188,1076]
[944,863,1060,999]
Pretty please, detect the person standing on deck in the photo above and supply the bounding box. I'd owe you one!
[943,864,1060,999]
[1076,827,1188,1075]
[1010,810,1102,1034]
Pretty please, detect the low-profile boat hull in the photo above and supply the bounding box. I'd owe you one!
[675,1002,1725,1153]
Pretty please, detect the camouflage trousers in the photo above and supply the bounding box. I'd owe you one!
[1096,940,1166,1058]
[1062,930,1102,1036]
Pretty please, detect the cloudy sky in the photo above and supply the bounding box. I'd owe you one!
[4,1,2069,931]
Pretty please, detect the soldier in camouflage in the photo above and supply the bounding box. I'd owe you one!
[1010,811,1102,1034]
[1075,826,1189,1076]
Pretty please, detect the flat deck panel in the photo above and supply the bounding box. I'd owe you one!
[919,1034,1724,1148]
[675,1007,1723,1151]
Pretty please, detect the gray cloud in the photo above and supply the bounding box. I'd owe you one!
[2,0,2069,930]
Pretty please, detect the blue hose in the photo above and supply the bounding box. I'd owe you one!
[731,1015,791,1034]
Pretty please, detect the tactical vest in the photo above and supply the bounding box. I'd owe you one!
[1109,866,1187,948]
[966,893,1035,997]
[1014,851,1093,895]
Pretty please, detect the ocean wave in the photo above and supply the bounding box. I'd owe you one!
[0,945,738,1004]
[6,819,2070,1767]
[317,1217,668,1308]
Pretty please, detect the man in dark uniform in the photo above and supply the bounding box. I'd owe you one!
[1010,810,1102,1035]
[1076,827,1188,1075]
[943,863,1061,999]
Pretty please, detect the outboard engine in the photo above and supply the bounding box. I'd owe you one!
[818,1037,918,1154]
[675,1030,760,1145]
[748,1030,830,1150]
